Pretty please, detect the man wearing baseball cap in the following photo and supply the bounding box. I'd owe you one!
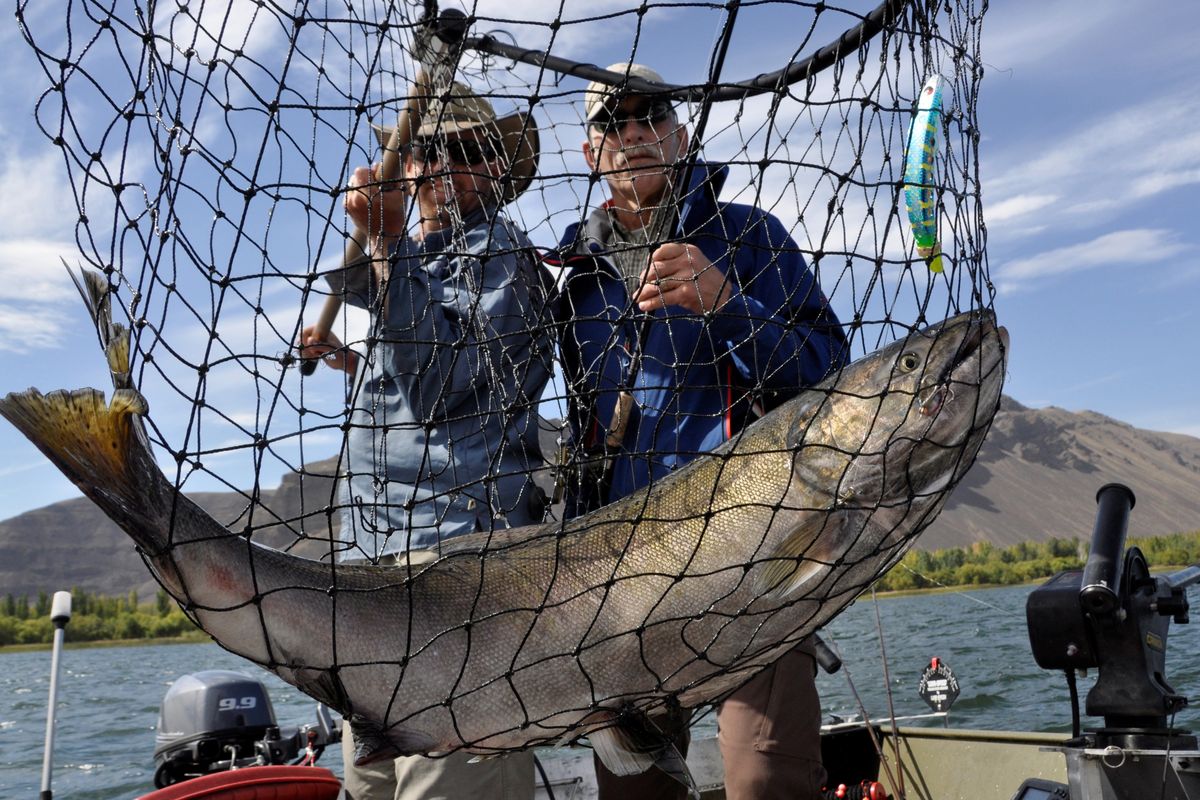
[553,63,847,799]
[302,81,549,800]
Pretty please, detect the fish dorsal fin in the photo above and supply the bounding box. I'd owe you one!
[753,514,829,600]
[588,712,699,799]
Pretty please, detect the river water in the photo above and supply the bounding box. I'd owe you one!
[5,584,1200,798]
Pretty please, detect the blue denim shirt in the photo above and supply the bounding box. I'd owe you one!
[331,207,552,561]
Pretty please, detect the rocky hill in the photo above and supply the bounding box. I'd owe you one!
[2,396,1198,599]
[923,396,1200,549]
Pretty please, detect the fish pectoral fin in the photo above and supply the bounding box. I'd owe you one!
[755,516,829,600]
[589,716,699,799]
[291,668,348,714]
[467,753,501,764]
[348,716,404,766]
[347,715,437,765]
[649,742,698,800]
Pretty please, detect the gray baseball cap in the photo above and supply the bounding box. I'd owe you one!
[583,63,666,122]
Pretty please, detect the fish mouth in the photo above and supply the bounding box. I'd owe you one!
[918,312,1008,417]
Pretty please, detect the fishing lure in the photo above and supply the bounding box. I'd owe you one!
[903,74,945,273]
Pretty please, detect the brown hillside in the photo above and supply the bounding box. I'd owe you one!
[1,397,1197,599]
[920,397,1200,549]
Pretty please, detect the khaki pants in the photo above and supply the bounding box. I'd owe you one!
[594,644,826,800]
[340,720,535,800]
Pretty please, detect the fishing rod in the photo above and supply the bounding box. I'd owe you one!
[40,591,72,800]
[298,0,457,375]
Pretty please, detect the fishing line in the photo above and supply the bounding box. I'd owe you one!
[820,634,905,796]
[870,585,906,800]
[893,563,1021,615]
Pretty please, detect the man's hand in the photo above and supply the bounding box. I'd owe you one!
[635,242,731,314]
[344,163,407,249]
[299,326,358,375]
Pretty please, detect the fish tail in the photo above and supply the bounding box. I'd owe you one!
[0,386,171,555]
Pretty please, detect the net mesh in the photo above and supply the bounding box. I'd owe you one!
[15,0,997,756]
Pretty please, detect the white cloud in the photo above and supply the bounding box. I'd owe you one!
[0,145,79,240]
[982,85,1200,304]
[0,459,55,479]
[996,228,1188,293]
[0,240,78,302]
[985,88,1200,232]
[471,0,683,61]
[0,301,69,351]
[985,193,1057,225]
[1130,168,1200,201]
[982,0,1123,70]
[151,0,284,67]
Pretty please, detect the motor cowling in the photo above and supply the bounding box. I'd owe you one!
[152,670,284,787]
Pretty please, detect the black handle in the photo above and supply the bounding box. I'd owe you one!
[811,633,842,675]
[1079,483,1136,618]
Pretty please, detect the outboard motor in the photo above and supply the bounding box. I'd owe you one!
[152,670,337,789]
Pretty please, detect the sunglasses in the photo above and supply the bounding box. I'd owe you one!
[406,137,496,167]
[589,98,676,134]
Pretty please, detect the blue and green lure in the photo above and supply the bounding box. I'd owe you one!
[903,75,945,273]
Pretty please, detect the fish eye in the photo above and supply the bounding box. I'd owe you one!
[898,352,921,372]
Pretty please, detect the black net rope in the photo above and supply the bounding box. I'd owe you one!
[13,0,999,757]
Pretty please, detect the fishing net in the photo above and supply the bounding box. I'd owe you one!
[16,0,996,757]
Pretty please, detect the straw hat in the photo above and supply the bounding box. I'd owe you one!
[372,82,540,203]
[583,63,667,122]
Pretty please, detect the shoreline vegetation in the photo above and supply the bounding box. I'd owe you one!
[873,529,1200,593]
[4,530,1198,652]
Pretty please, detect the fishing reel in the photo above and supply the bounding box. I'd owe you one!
[1024,483,1200,800]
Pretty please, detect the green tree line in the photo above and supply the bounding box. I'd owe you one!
[5,529,1199,644]
[0,588,202,646]
[875,529,1200,592]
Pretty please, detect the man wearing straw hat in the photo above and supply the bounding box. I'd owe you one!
[300,82,548,800]
[552,64,848,799]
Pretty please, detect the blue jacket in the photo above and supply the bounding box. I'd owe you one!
[553,162,848,513]
[331,206,553,560]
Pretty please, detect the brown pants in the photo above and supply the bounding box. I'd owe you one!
[594,645,825,800]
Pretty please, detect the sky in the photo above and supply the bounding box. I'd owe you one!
[0,0,1197,522]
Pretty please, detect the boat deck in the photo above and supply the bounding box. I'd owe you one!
[532,726,1071,800]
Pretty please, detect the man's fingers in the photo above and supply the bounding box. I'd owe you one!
[651,241,688,261]
[641,257,684,287]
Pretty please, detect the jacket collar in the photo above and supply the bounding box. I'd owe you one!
[418,203,499,251]
[577,160,727,247]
